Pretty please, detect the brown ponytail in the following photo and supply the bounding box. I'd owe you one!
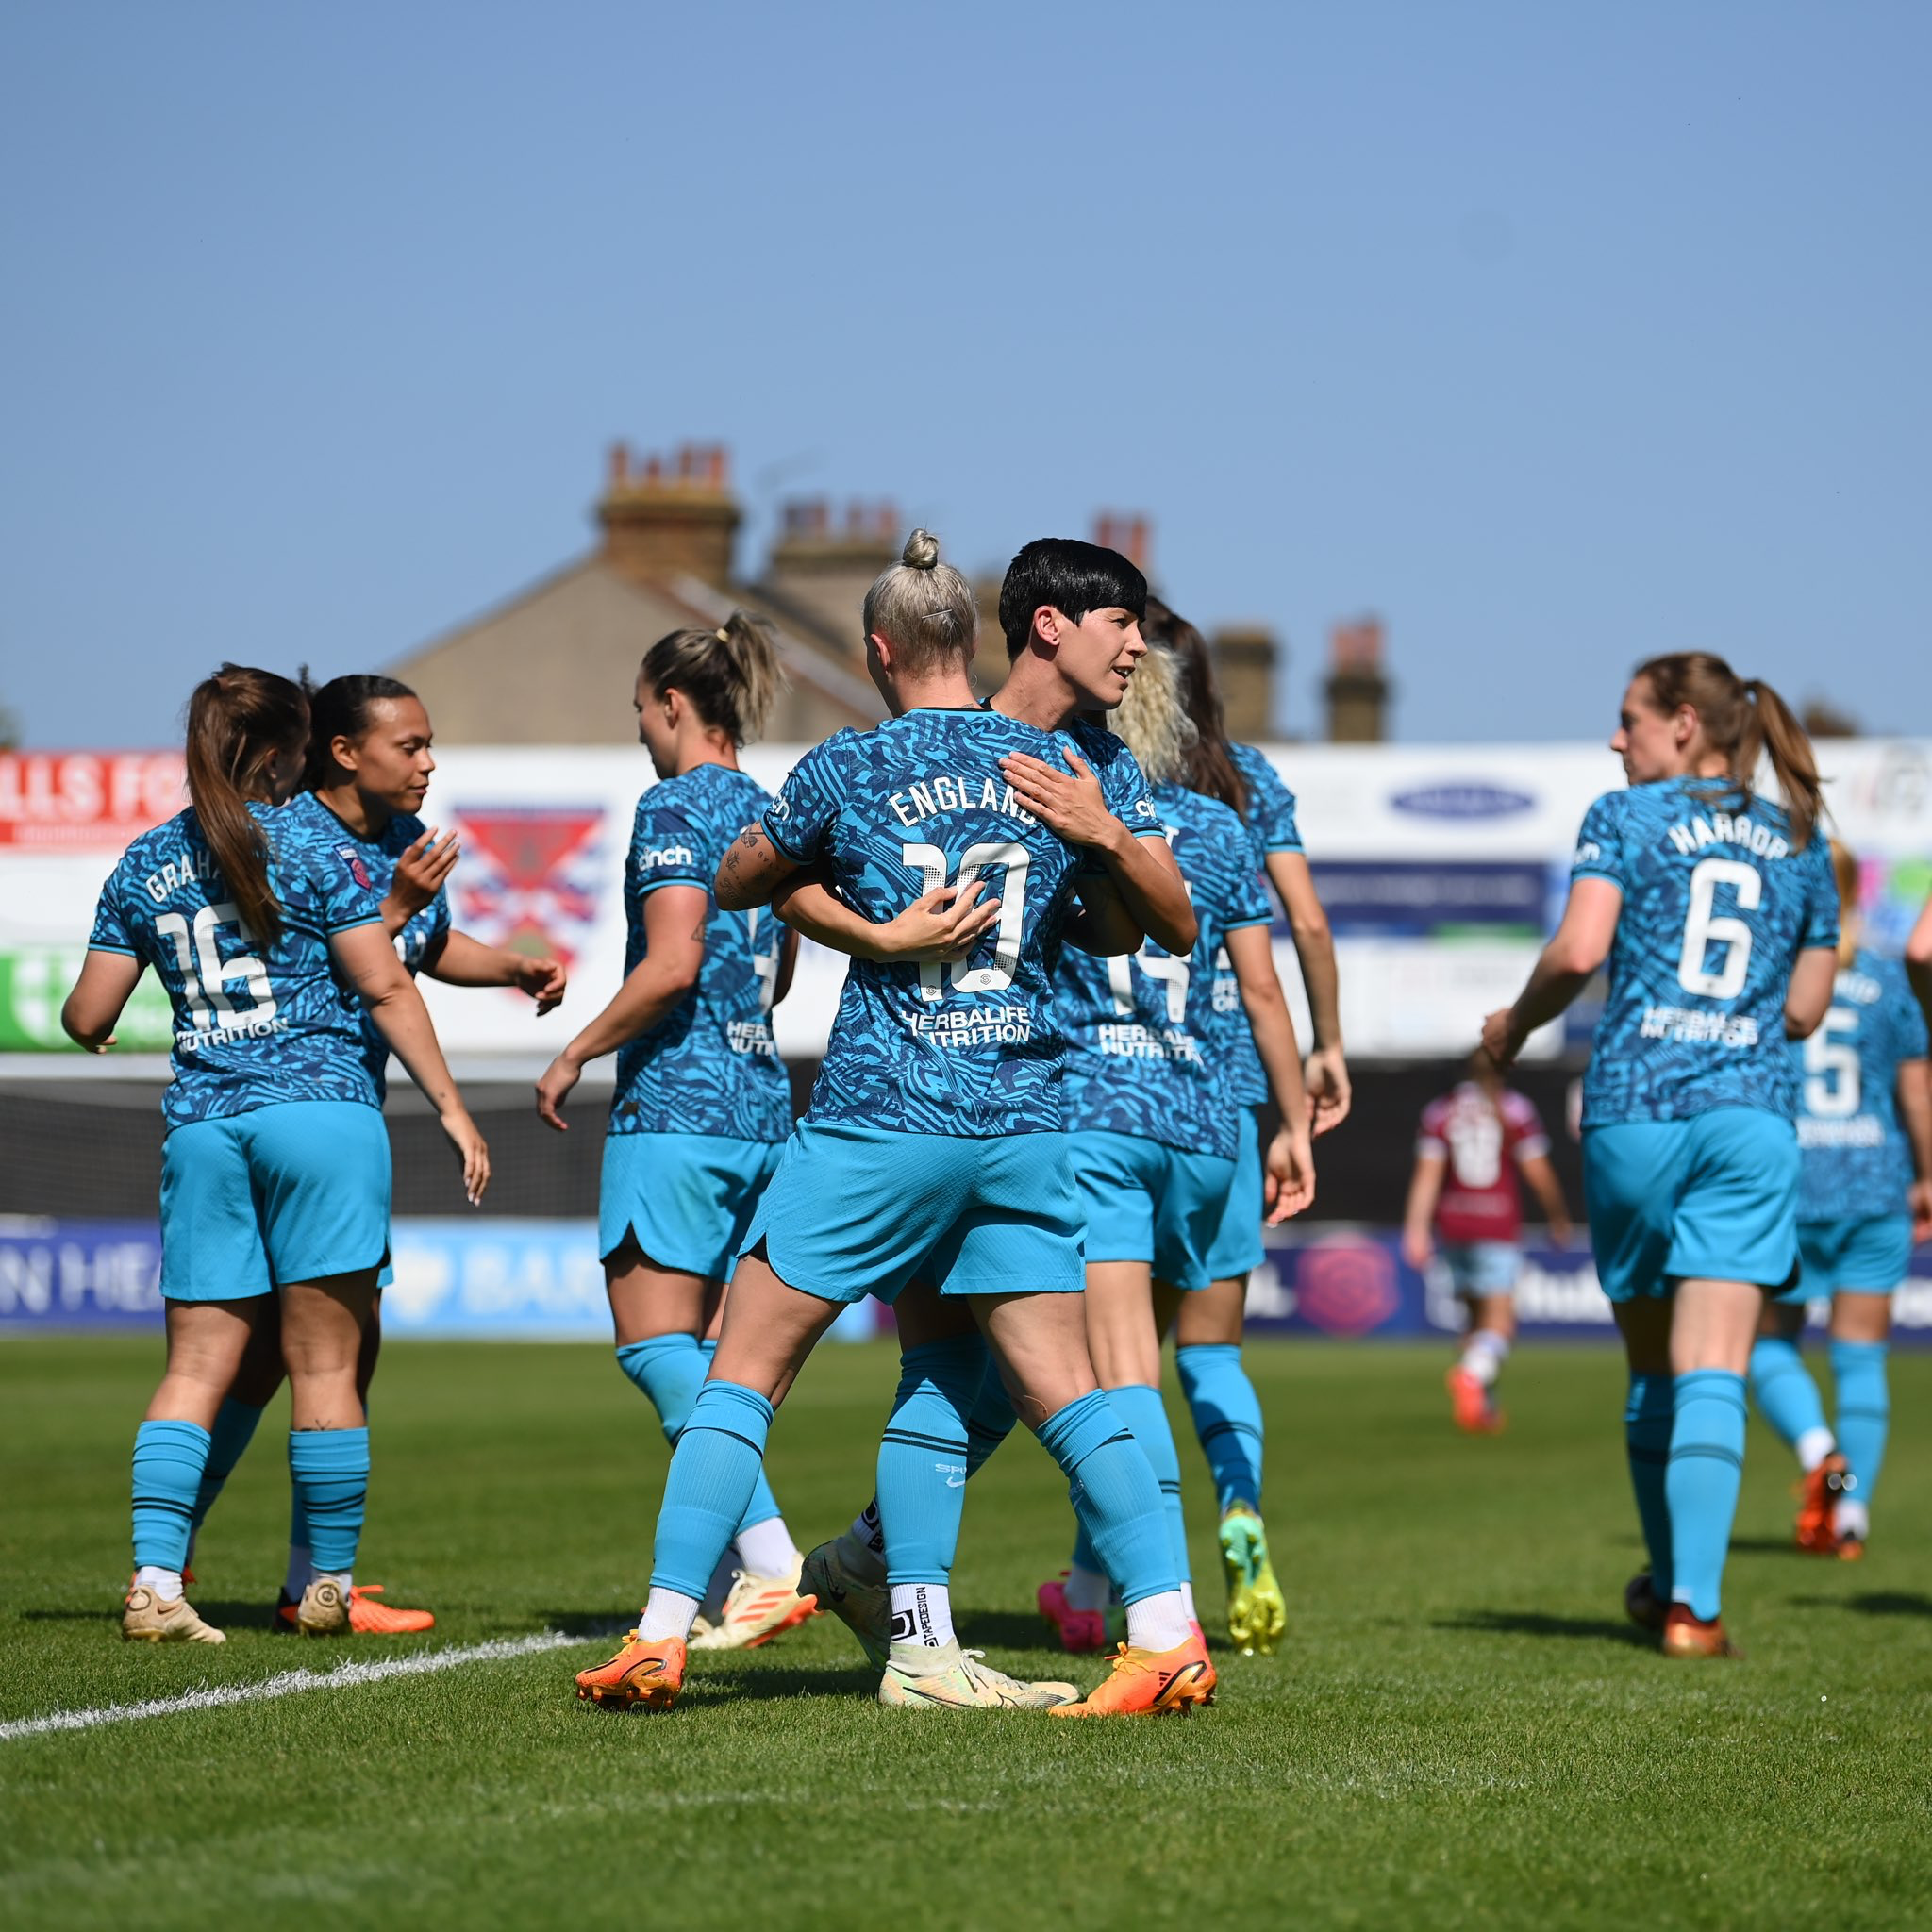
[641,608,786,746]
[1143,595,1247,818]
[1633,651,1824,850]
[182,665,309,945]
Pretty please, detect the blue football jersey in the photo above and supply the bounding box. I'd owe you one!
[1572,779,1839,1126]
[1221,743,1301,1107]
[87,804,385,1130]
[611,763,791,1142]
[280,790,453,1095]
[1792,948,1929,1222]
[764,708,1162,1137]
[1059,782,1274,1158]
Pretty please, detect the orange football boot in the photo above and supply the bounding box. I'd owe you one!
[274,1583,435,1634]
[1050,1632,1217,1718]
[1660,1604,1741,1658]
[1795,1453,1855,1555]
[1446,1366,1505,1434]
[575,1631,687,1710]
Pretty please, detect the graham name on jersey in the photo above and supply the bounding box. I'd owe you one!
[140,845,223,905]
[889,775,1041,833]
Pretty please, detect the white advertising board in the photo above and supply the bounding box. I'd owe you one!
[4,740,1929,1062]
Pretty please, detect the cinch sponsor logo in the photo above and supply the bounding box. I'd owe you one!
[639,844,695,868]
[1391,783,1534,819]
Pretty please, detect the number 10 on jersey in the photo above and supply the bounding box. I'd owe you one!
[900,842,1028,1000]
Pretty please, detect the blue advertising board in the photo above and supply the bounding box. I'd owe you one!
[5,1217,1930,1343]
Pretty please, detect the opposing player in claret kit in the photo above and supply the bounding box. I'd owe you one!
[179,674,566,1636]
[1402,1052,1573,1435]
[1138,599,1348,1655]
[1036,641,1314,1658]
[1748,841,1932,1560]
[575,531,1217,1717]
[1484,653,1837,1658]
[61,666,490,1645]
[537,613,815,1650]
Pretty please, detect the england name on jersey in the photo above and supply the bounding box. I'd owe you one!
[1220,742,1301,1108]
[87,804,385,1130]
[763,708,1162,1137]
[1059,781,1273,1158]
[1572,778,1838,1126]
[612,762,791,1142]
[279,790,452,1095]
[1791,947,1929,1222]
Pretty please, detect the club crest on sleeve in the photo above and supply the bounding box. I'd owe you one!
[337,844,373,891]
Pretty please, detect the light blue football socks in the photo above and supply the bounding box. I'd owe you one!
[1624,1373,1674,1597]
[1748,1335,1832,1464]
[1035,1389,1178,1609]
[875,1334,983,1587]
[1830,1339,1890,1512]
[619,1333,787,1550]
[651,1380,772,1599]
[1666,1370,1747,1621]
[187,1396,265,1545]
[699,1336,786,1541]
[131,1419,211,1573]
[287,1426,369,1577]
[1106,1382,1191,1587]
[963,1358,1017,1478]
[1175,1342,1266,1512]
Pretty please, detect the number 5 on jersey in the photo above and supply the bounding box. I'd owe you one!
[901,841,1028,1000]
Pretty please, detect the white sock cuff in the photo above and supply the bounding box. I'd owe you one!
[1795,1426,1836,1473]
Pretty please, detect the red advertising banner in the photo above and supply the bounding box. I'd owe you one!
[0,754,185,848]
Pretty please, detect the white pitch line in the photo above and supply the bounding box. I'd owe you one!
[0,1630,590,1742]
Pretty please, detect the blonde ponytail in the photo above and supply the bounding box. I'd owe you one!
[641,608,786,746]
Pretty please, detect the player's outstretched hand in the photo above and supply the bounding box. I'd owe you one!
[1263,1122,1315,1224]
[1305,1045,1352,1135]
[441,1107,490,1206]
[514,954,568,1015]
[1912,1178,1932,1245]
[535,1053,581,1132]
[1400,1224,1432,1270]
[390,827,459,919]
[997,749,1114,850]
[1479,1008,1521,1068]
[875,881,1000,962]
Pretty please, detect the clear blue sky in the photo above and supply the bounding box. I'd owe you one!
[3,2,1927,747]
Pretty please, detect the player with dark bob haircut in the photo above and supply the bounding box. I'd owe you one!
[998,537,1148,661]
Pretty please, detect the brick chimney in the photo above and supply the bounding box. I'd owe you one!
[1211,625,1280,743]
[1324,617,1391,742]
[1092,513,1152,571]
[760,498,901,659]
[597,441,741,590]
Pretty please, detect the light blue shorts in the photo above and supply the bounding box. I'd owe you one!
[159,1100,391,1303]
[1583,1108,1800,1304]
[1069,1130,1238,1291]
[742,1121,1084,1306]
[1441,1241,1522,1298]
[1202,1108,1265,1281]
[1783,1213,1913,1303]
[600,1132,783,1280]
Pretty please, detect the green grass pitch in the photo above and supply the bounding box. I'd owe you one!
[4,1336,1931,1930]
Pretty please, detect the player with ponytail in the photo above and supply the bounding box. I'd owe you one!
[178,672,568,1635]
[62,665,488,1644]
[537,611,816,1651]
[1483,652,1838,1657]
